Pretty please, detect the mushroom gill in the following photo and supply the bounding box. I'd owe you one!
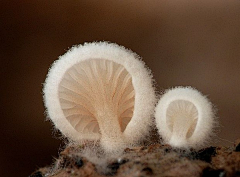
[166,100,198,140]
[58,59,135,139]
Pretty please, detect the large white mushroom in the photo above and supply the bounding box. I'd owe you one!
[43,42,156,153]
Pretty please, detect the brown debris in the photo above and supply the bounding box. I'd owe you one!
[30,143,240,177]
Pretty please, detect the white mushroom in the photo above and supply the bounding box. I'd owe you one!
[155,87,217,149]
[43,42,156,153]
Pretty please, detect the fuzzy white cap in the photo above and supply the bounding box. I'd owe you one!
[43,42,156,151]
[155,86,217,149]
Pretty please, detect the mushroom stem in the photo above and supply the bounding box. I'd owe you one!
[97,110,126,153]
[169,115,192,147]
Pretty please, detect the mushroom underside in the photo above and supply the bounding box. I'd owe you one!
[166,100,198,139]
[58,59,135,137]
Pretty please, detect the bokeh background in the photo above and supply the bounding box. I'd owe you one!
[1,0,240,176]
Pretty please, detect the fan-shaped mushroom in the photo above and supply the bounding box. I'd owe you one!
[43,42,156,152]
[155,87,217,149]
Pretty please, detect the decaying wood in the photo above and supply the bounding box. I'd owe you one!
[30,141,240,177]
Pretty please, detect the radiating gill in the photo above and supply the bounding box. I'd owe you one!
[58,59,135,134]
[166,100,198,139]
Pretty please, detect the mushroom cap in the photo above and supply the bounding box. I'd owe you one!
[155,87,216,149]
[43,42,156,144]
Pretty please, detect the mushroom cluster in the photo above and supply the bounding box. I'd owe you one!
[43,41,217,152]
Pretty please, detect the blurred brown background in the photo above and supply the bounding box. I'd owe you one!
[1,0,240,176]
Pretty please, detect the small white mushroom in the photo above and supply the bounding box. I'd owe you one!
[43,42,156,153]
[155,87,217,149]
